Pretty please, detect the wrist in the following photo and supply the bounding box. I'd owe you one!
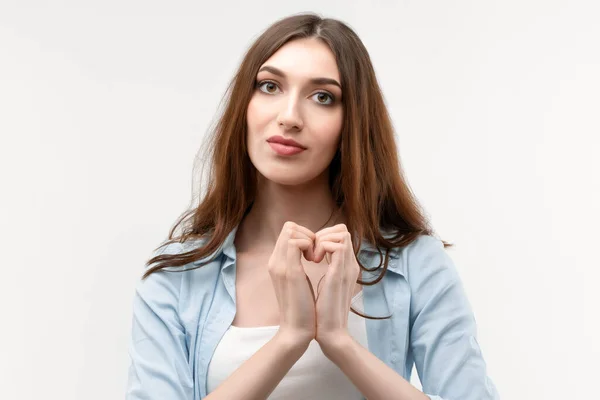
[274,329,312,353]
[318,332,354,360]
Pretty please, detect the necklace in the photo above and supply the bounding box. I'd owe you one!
[317,205,341,231]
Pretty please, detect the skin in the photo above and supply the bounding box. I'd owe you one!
[209,37,428,400]
[233,35,360,331]
[237,36,346,253]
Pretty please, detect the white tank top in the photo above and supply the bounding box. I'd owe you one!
[207,291,368,399]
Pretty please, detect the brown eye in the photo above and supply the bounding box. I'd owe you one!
[312,92,334,105]
[257,81,280,94]
[265,82,276,93]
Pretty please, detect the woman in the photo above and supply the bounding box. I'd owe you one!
[126,12,500,400]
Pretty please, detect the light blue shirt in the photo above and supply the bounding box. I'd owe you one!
[126,225,500,399]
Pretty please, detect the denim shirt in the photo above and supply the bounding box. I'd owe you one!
[126,225,500,399]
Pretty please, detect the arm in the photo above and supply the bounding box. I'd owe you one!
[408,236,500,400]
[126,243,194,399]
[126,243,311,399]
[321,236,500,400]
[322,336,429,400]
[205,331,309,399]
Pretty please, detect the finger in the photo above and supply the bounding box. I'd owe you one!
[314,223,347,237]
[291,223,317,241]
[274,224,313,272]
[285,223,317,262]
[316,242,345,282]
[278,222,315,246]
[273,223,294,271]
[287,237,314,274]
[291,229,317,263]
[314,232,351,263]
[287,238,316,302]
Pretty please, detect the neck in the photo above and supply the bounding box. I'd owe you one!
[235,172,345,253]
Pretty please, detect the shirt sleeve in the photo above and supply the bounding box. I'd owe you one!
[407,236,500,400]
[126,243,194,400]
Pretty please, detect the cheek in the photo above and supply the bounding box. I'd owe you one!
[247,96,270,130]
[246,99,260,147]
[246,98,270,157]
[246,98,257,129]
[315,113,343,151]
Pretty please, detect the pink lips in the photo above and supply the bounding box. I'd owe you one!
[268,142,306,156]
[266,135,306,156]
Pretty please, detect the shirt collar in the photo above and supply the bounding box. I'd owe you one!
[213,223,404,276]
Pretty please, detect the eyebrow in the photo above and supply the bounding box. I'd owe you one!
[258,65,342,90]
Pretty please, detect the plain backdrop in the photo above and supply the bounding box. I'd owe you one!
[1,1,598,399]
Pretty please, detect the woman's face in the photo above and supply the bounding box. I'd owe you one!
[246,37,344,186]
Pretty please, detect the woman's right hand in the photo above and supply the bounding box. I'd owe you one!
[268,221,317,346]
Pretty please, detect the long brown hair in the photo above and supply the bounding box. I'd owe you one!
[142,12,453,319]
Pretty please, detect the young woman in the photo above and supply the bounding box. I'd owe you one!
[126,13,500,400]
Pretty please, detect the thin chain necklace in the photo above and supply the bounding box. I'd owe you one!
[317,205,342,231]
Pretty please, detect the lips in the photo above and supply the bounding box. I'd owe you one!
[266,135,306,149]
[268,142,306,156]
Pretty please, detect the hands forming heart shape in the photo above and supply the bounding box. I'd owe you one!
[281,222,362,348]
[268,221,362,348]
[298,224,352,299]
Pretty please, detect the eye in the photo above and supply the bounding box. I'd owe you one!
[311,92,334,105]
[256,80,336,106]
[257,80,281,94]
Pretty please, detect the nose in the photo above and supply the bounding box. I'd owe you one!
[276,95,304,131]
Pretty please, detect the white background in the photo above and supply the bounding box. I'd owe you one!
[1,1,598,399]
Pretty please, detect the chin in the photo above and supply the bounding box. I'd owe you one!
[249,151,329,187]
[260,172,311,187]
[253,163,316,186]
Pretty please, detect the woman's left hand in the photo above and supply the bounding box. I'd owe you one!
[311,223,361,353]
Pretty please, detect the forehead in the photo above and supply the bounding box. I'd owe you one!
[259,38,340,82]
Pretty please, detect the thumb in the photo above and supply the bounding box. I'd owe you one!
[302,239,316,262]
[287,238,313,273]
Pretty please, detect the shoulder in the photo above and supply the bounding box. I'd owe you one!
[148,236,216,270]
[135,242,188,302]
[391,234,460,290]
[136,237,211,296]
[134,237,221,321]
[363,232,448,277]
[397,234,447,264]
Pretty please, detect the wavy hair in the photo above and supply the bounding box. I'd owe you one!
[142,12,453,320]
